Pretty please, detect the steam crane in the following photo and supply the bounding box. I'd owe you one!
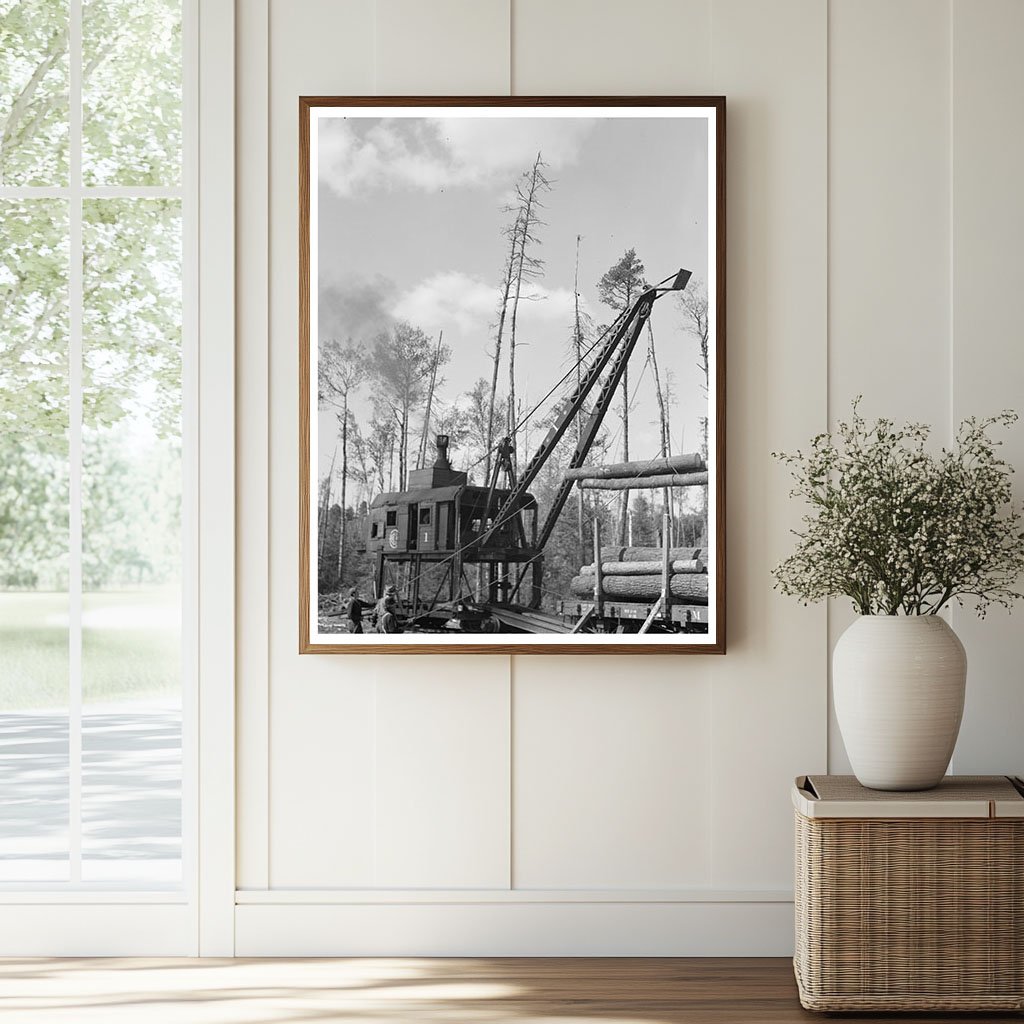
[364,268,697,633]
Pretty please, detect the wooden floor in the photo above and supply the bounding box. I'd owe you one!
[0,957,1019,1023]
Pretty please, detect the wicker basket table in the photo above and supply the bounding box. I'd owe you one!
[793,774,1024,1012]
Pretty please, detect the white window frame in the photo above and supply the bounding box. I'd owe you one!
[0,0,234,956]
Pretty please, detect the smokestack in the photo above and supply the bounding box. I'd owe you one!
[433,434,452,471]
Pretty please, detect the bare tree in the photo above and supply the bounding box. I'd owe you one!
[597,248,646,544]
[486,211,522,480]
[467,377,506,481]
[347,415,372,509]
[571,234,590,565]
[317,445,338,563]
[371,321,435,490]
[645,320,674,532]
[320,338,368,583]
[361,414,396,496]
[430,401,470,465]
[416,330,451,469]
[505,152,552,466]
[662,368,677,542]
[678,279,710,522]
[678,279,710,394]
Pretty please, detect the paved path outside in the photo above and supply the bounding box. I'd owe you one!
[0,704,181,880]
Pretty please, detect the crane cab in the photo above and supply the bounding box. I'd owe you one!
[365,435,541,617]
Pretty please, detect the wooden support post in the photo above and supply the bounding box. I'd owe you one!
[593,518,605,620]
[639,594,663,634]
[662,513,672,624]
[571,606,595,633]
[410,555,421,616]
[531,558,542,609]
[425,562,450,612]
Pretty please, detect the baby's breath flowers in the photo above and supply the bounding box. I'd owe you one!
[772,401,1024,617]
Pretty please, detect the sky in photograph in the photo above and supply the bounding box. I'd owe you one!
[316,110,710,489]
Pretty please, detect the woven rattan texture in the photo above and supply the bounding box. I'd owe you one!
[805,774,1023,804]
[794,812,1024,1011]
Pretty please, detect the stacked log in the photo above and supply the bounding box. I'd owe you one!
[600,546,704,563]
[570,573,709,604]
[565,453,705,481]
[570,543,709,606]
[578,471,707,491]
[580,559,705,575]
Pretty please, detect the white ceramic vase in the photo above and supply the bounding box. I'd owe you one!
[833,615,967,791]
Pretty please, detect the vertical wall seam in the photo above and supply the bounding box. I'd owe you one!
[709,0,714,92]
[948,0,955,448]
[707,0,714,888]
[371,671,379,886]
[372,0,378,94]
[946,0,956,764]
[824,0,832,772]
[507,2,514,889]
[508,656,514,889]
[508,0,514,95]
[263,0,272,889]
[235,0,272,894]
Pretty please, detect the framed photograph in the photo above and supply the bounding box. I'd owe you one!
[300,96,725,654]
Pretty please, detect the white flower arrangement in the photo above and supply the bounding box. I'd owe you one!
[772,401,1024,616]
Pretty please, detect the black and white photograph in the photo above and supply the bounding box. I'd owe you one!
[300,98,724,651]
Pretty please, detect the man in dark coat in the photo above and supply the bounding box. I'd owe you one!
[346,587,365,634]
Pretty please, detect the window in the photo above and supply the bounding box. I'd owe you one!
[370,521,379,539]
[386,510,397,527]
[0,0,190,888]
[418,508,431,525]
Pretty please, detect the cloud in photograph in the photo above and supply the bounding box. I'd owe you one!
[318,116,595,198]
[318,276,398,346]
[391,270,582,337]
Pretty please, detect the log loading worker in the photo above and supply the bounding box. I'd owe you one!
[376,584,403,634]
[346,586,365,634]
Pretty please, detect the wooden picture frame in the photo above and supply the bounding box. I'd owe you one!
[300,96,725,654]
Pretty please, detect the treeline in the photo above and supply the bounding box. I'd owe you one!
[0,429,181,590]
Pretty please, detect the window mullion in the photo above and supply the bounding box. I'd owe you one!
[68,0,84,886]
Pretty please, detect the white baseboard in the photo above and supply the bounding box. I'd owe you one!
[235,898,795,957]
[0,904,196,956]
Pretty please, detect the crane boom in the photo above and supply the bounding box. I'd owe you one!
[477,268,692,605]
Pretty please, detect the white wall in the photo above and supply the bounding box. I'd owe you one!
[234,0,1024,955]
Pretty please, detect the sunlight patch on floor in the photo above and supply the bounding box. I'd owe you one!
[0,958,674,1024]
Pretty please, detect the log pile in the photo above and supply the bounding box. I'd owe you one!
[599,546,704,563]
[565,453,705,481]
[570,545,709,606]
[568,453,707,491]
[581,559,704,576]
[570,573,709,603]
[578,471,707,491]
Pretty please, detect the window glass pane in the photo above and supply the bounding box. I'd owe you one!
[0,199,70,881]
[0,0,70,186]
[81,198,181,883]
[82,0,181,186]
